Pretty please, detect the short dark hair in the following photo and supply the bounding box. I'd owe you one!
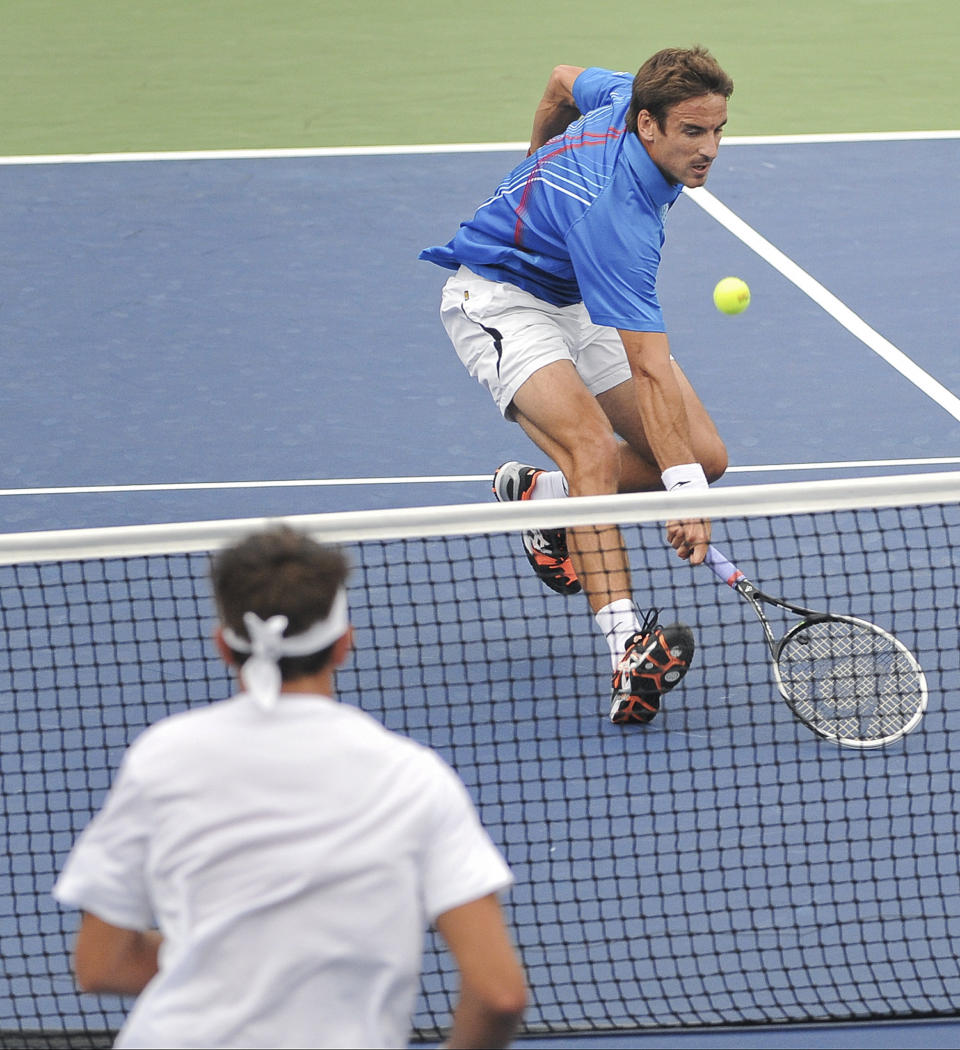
[210,525,350,681]
[625,46,734,135]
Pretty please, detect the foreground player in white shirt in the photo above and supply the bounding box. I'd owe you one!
[53,526,527,1049]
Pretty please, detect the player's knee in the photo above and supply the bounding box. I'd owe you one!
[567,431,621,495]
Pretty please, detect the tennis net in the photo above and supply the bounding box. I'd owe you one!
[2,472,959,1046]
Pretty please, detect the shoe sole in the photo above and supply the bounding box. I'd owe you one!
[492,461,536,504]
[611,624,695,724]
[494,463,581,596]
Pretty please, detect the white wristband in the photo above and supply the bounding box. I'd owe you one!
[661,463,708,492]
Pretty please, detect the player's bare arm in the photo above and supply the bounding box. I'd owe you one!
[618,328,712,564]
[528,64,585,154]
[72,912,162,996]
[435,893,527,1049]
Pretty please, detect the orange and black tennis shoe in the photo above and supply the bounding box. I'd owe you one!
[492,461,581,596]
[610,612,695,724]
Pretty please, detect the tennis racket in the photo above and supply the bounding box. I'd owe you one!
[704,545,927,748]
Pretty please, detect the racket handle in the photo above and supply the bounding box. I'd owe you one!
[705,545,745,588]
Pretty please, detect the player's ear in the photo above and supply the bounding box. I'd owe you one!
[636,109,657,142]
[330,626,354,669]
[214,625,238,666]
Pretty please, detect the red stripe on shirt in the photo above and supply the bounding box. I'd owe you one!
[513,127,623,246]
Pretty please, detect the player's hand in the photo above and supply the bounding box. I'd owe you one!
[666,518,711,565]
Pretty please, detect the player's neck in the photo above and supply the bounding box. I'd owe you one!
[278,669,337,698]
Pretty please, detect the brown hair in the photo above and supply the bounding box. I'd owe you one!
[625,46,733,135]
[211,525,350,680]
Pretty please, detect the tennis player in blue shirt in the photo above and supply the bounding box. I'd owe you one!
[420,48,734,726]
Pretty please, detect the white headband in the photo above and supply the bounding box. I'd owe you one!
[221,588,349,711]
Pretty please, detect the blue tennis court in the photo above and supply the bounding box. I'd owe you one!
[1,135,958,530]
[2,135,959,1047]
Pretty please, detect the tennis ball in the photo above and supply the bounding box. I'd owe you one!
[713,276,751,315]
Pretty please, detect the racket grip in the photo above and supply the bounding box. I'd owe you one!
[705,545,745,588]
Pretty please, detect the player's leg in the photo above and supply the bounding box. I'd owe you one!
[596,359,728,492]
[438,271,693,723]
[509,364,695,726]
[441,268,589,596]
[554,321,699,722]
[509,360,632,612]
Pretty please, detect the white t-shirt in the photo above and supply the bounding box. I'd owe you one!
[53,694,513,1049]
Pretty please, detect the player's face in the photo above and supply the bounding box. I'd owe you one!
[637,93,728,188]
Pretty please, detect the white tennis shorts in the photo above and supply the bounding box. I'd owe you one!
[439,266,631,418]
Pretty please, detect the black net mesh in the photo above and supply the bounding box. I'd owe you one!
[2,495,959,1046]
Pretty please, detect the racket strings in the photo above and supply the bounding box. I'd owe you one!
[776,620,924,743]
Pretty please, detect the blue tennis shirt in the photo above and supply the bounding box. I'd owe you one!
[419,67,683,332]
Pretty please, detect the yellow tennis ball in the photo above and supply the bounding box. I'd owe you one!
[713,276,751,315]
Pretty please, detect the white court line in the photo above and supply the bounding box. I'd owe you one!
[2,458,959,498]
[0,130,957,165]
[4,132,957,489]
[684,185,960,422]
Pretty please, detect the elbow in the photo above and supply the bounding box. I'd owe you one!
[551,63,581,82]
[494,979,528,1019]
[500,992,529,1027]
[475,975,529,1025]
[547,65,584,104]
[701,439,728,484]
